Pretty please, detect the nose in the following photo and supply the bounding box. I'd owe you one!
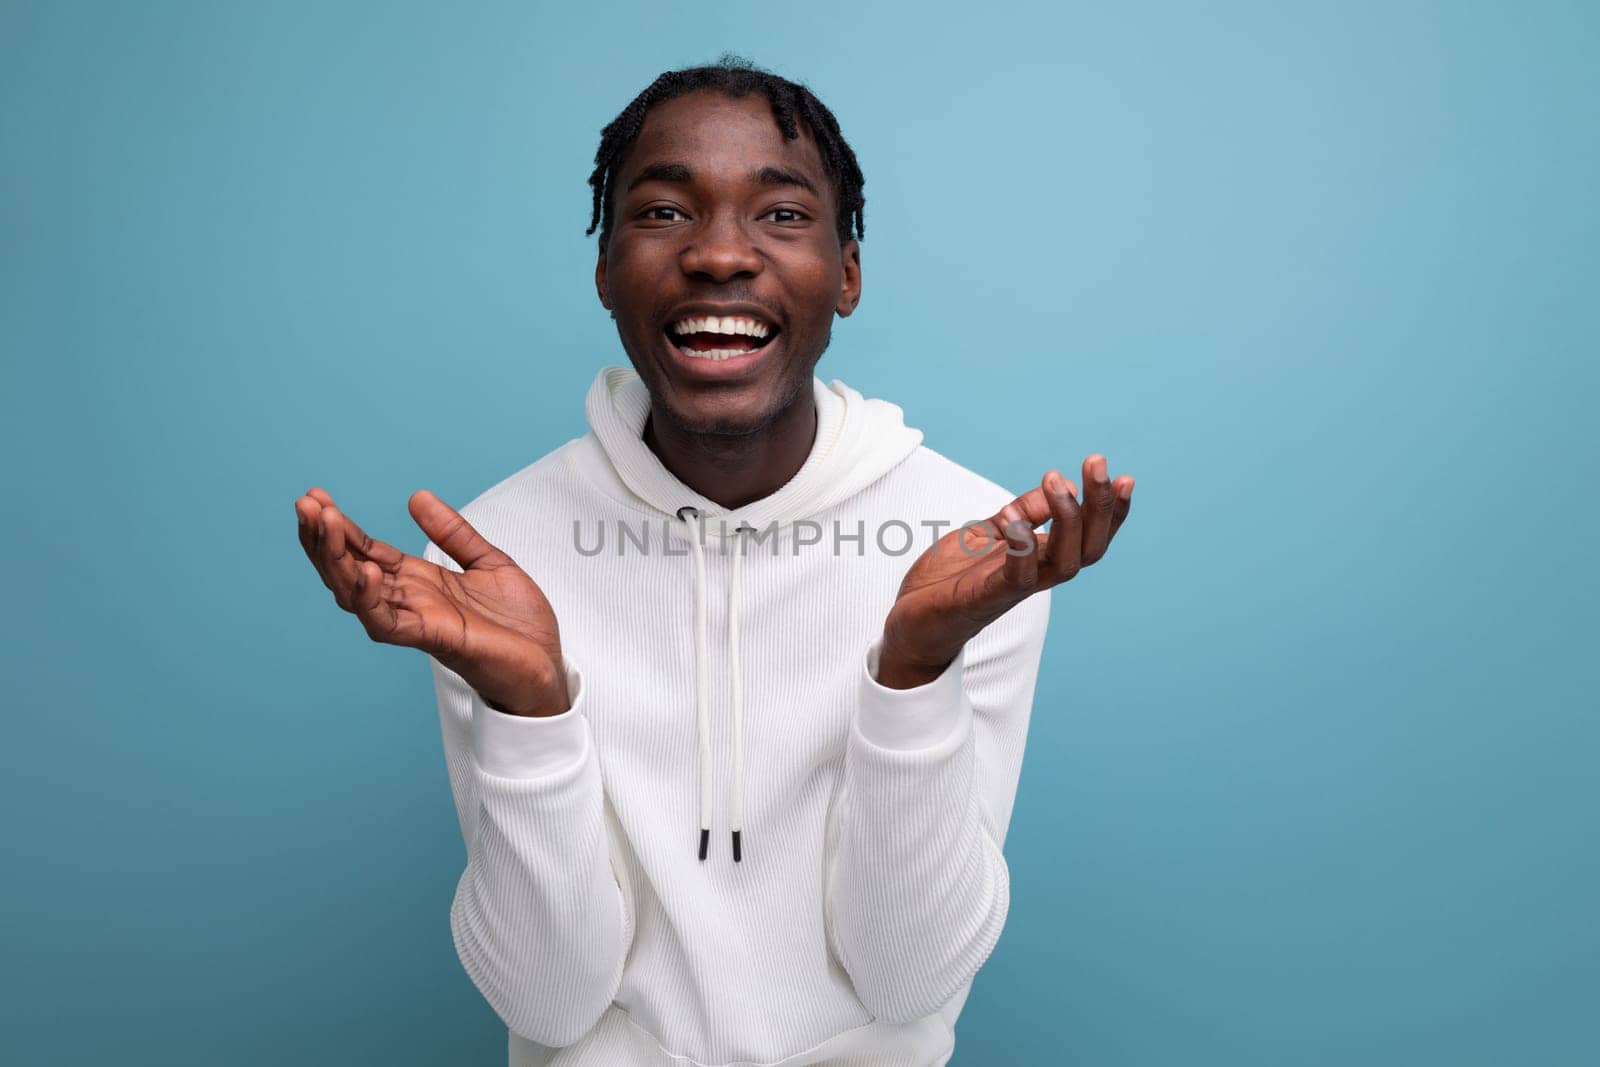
[679,211,762,283]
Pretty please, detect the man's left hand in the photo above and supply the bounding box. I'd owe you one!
[876,453,1134,689]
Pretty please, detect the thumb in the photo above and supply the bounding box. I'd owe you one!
[408,489,511,572]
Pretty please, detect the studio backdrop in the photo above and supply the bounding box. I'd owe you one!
[3,1,1595,1064]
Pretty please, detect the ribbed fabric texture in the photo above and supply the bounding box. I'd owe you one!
[421,369,1052,1066]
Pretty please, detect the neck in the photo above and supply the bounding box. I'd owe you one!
[643,390,818,511]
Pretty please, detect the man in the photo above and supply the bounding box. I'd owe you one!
[295,57,1133,1067]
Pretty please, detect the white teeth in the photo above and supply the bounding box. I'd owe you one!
[681,348,755,361]
[670,314,770,339]
[668,313,776,362]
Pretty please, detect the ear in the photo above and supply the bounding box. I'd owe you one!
[595,249,611,310]
[835,238,861,318]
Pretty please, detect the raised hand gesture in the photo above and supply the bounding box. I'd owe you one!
[878,453,1134,689]
[294,487,570,717]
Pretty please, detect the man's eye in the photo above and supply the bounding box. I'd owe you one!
[762,208,807,224]
[641,206,686,222]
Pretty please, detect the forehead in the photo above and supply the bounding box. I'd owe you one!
[620,90,828,186]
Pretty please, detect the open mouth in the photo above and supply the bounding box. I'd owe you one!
[664,314,781,361]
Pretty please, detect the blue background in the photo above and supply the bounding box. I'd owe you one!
[4,1,1595,1064]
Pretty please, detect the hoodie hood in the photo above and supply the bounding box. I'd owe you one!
[581,364,924,863]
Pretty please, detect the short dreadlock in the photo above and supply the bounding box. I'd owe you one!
[586,55,866,253]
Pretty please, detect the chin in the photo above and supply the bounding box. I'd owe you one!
[659,389,783,438]
[624,326,821,438]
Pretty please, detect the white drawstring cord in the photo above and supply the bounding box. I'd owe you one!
[676,508,752,865]
[676,506,712,862]
[728,524,751,863]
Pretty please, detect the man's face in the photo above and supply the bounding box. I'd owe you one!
[596,90,861,436]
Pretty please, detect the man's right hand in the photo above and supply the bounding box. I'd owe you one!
[295,487,571,717]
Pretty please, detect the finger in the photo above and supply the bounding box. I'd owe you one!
[352,559,384,616]
[304,487,406,570]
[1108,475,1135,546]
[300,486,339,561]
[296,495,342,596]
[318,504,363,610]
[1080,454,1116,565]
[328,506,406,570]
[974,503,1040,608]
[1039,470,1083,583]
[351,559,403,644]
[295,495,323,566]
[997,503,1041,592]
[958,483,1044,558]
[408,489,512,572]
[1001,484,1053,528]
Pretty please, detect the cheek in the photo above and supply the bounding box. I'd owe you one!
[779,249,844,319]
[605,239,670,300]
[805,270,845,327]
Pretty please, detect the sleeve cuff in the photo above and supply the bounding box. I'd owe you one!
[470,657,589,779]
[857,635,971,751]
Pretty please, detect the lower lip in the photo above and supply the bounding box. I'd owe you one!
[663,333,777,380]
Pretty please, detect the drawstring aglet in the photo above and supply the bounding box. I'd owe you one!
[697,828,709,862]
[732,830,742,863]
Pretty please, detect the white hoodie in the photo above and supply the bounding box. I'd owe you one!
[422,365,1052,1066]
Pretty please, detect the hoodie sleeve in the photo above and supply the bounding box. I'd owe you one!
[424,543,632,1047]
[824,587,1051,1023]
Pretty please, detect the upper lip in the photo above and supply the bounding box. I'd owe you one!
[662,302,782,334]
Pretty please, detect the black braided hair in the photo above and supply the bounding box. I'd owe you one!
[586,54,865,252]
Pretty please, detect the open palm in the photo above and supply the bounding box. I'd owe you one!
[295,487,569,717]
[879,454,1133,688]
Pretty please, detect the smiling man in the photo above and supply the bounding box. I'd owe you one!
[295,57,1133,1066]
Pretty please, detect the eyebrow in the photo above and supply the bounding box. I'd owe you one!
[627,162,692,191]
[626,162,820,197]
[754,166,819,196]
